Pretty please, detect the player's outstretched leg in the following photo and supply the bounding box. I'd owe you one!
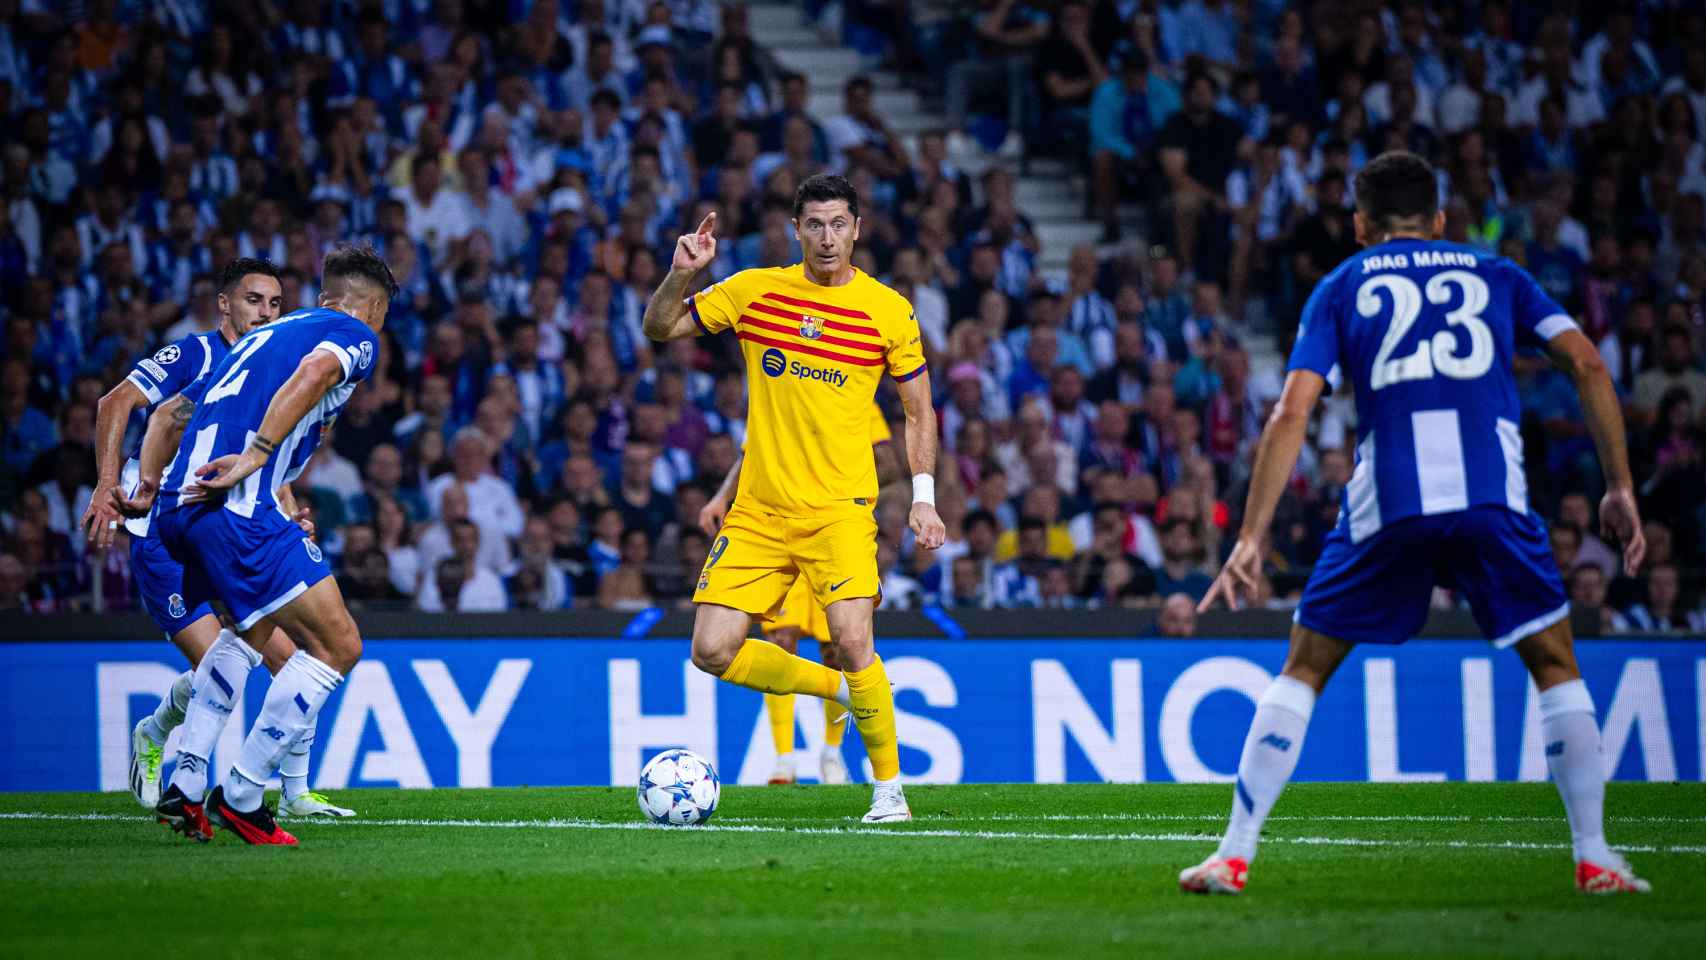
[156,625,261,840]
[693,604,852,706]
[1181,626,1348,894]
[1513,621,1650,894]
[818,641,849,785]
[131,670,191,808]
[209,579,362,846]
[826,599,907,822]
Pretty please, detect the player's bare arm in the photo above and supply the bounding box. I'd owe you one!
[185,349,347,502]
[700,450,742,534]
[82,378,151,549]
[278,483,315,538]
[897,370,946,550]
[1547,327,1646,572]
[1200,369,1326,612]
[112,394,197,518]
[643,212,718,342]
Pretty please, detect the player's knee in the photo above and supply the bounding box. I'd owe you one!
[818,641,839,670]
[689,630,738,675]
[318,615,363,675]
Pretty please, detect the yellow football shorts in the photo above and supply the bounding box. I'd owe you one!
[763,576,830,641]
[695,502,879,621]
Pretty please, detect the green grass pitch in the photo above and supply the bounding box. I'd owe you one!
[3,783,1703,958]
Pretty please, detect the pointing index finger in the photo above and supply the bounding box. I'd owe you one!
[695,212,717,236]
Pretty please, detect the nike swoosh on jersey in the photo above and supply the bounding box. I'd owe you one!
[829,577,853,592]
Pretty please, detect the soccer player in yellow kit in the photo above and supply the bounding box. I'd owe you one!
[644,174,945,822]
[700,404,900,786]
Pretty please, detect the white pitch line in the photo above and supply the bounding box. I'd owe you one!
[715,813,1706,826]
[1,811,1703,855]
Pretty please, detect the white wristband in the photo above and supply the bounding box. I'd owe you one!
[912,472,935,506]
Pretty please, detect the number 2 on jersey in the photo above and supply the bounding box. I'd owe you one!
[1360,270,1494,390]
[202,329,276,405]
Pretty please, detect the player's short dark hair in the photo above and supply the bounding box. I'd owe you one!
[1354,151,1438,232]
[217,257,279,294]
[321,241,400,300]
[793,173,860,220]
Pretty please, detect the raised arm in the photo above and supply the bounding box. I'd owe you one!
[1547,327,1645,572]
[896,370,945,550]
[82,378,151,548]
[186,349,347,500]
[644,212,718,342]
[699,450,743,534]
[1200,368,1326,611]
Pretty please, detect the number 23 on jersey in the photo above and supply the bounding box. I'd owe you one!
[1359,270,1494,391]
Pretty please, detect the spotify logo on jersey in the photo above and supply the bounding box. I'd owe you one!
[761,349,787,377]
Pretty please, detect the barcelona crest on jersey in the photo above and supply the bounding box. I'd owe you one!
[799,314,825,340]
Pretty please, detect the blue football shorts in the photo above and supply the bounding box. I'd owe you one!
[1294,505,1570,648]
[155,503,332,632]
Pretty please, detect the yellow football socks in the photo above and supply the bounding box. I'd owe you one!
[765,694,795,755]
[721,638,843,701]
[844,655,899,781]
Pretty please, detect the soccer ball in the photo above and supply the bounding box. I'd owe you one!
[637,749,720,826]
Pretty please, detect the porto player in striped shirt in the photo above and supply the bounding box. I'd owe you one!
[1186,152,1650,895]
[644,174,946,823]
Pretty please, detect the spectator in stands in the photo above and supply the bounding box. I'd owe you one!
[427,426,524,569]
[1152,518,1212,602]
[1549,522,1582,576]
[1620,563,1684,632]
[991,516,1048,608]
[1568,563,1619,634]
[511,515,570,610]
[1033,1,1105,154]
[1156,593,1198,638]
[946,0,1048,153]
[419,520,509,612]
[1157,71,1244,282]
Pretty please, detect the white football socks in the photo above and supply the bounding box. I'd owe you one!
[279,720,318,801]
[1540,679,1615,864]
[224,651,343,813]
[167,630,261,801]
[138,670,193,746]
[1217,675,1316,864]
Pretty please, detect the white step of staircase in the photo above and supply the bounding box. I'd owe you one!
[747,4,810,34]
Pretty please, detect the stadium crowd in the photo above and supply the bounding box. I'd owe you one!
[2,0,1705,632]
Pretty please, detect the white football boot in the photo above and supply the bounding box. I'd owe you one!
[279,791,356,818]
[129,718,163,809]
[768,753,797,785]
[819,748,850,785]
[862,782,911,823]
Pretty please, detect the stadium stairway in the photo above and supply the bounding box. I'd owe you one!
[746,4,1279,366]
[746,3,1104,281]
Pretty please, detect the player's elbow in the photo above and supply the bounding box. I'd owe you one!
[1266,401,1312,432]
[1565,347,1610,385]
[98,381,144,418]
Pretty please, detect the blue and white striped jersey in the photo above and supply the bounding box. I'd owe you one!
[1289,238,1578,543]
[119,329,234,537]
[159,307,380,520]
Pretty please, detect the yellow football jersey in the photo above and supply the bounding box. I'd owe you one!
[691,264,923,517]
